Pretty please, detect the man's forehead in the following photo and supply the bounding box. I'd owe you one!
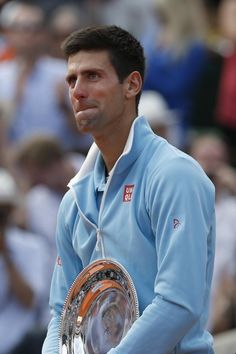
[67,50,111,70]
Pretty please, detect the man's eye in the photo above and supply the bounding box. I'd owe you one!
[66,76,76,87]
[87,72,99,80]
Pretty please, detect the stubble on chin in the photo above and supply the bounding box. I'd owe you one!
[75,112,98,134]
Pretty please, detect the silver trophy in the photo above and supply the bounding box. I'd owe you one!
[59,259,139,354]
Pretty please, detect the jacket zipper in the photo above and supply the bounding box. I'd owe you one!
[96,170,114,258]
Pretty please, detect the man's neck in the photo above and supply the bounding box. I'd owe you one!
[94,116,135,173]
[95,134,128,173]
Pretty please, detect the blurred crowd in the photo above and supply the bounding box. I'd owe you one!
[0,0,236,353]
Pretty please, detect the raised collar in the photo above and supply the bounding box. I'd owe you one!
[68,115,154,188]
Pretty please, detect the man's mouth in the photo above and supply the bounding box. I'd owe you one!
[75,106,96,114]
[74,99,96,113]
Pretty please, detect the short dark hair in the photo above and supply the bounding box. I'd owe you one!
[61,25,145,106]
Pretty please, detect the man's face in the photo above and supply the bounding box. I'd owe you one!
[66,50,130,138]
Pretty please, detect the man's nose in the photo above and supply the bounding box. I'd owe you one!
[71,79,87,100]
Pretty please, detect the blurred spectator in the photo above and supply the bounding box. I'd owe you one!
[0,101,12,168]
[0,0,15,61]
[189,131,236,194]
[189,132,236,334]
[143,0,209,149]
[0,29,14,62]
[48,4,88,59]
[0,1,92,153]
[138,90,178,145]
[27,0,85,15]
[191,0,236,166]
[14,134,85,303]
[84,0,158,41]
[13,135,85,328]
[0,167,49,354]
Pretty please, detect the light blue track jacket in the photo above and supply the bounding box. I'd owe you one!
[42,116,216,354]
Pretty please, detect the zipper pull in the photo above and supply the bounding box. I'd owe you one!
[96,229,101,251]
[96,229,106,258]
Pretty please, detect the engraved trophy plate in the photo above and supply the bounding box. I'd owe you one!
[60,259,139,354]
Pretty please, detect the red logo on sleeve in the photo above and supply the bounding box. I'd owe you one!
[123,184,135,202]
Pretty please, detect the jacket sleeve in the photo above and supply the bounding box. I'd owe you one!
[42,192,83,354]
[108,158,216,354]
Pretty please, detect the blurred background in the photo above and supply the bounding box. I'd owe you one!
[0,0,236,353]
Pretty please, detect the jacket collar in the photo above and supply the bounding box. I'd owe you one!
[68,115,154,188]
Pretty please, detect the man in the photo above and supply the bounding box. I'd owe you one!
[42,25,216,353]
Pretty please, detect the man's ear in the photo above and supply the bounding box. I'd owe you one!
[124,71,142,99]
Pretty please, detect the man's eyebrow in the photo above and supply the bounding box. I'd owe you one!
[81,68,104,75]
